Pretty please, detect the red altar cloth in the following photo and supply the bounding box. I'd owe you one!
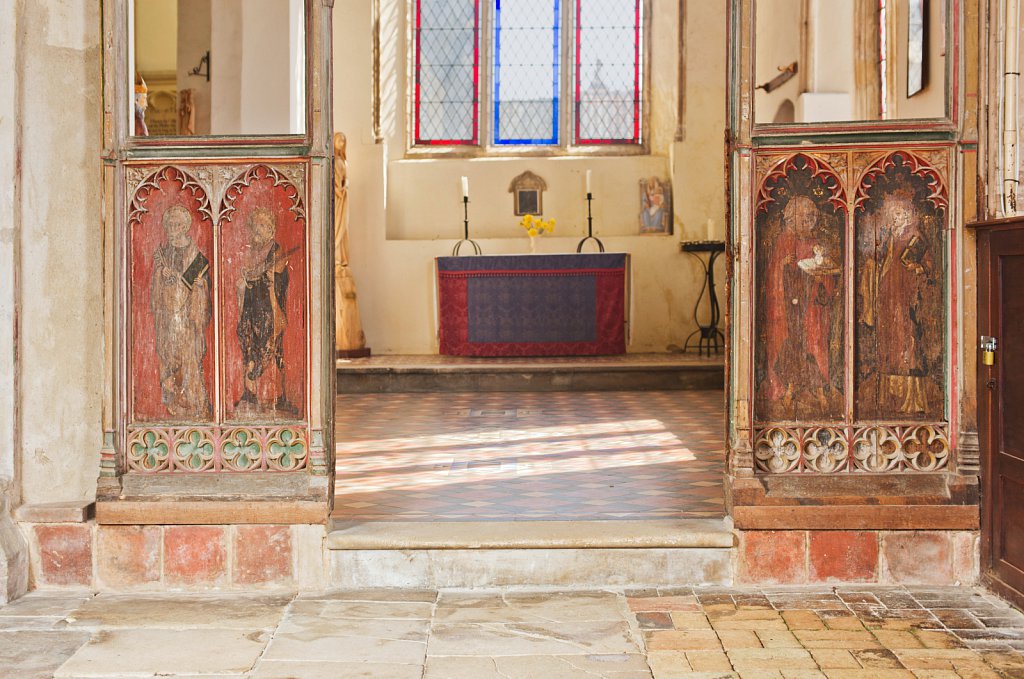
[436,253,628,357]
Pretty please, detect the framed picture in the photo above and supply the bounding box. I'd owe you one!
[508,171,546,216]
[639,177,672,235]
[907,0,928,98]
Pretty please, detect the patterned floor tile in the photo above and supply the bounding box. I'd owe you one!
[333,390,727,521]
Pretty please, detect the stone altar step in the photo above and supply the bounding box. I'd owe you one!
[336,353,724,393]
[326,519,735,589]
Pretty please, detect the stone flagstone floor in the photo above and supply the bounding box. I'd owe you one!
[1,586,1023,678]
[333,390,726,521]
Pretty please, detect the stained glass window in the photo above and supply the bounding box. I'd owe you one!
[412,0,644,149]
[414,0,480,145]
[575,0,642,144]
[493,0,561,145]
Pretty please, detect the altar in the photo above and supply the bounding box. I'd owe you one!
[436,253,629,357]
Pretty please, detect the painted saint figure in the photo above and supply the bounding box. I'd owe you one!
[151,204,211,418]
[640,178,669,234]
[760,195,842,418]
[859,193,936,414]
[235,207,298,415]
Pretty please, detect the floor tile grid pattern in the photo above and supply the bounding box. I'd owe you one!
[337,353,725,370]
[333,390,727,521]
[0,587,1022,678]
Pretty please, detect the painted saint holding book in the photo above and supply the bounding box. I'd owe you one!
[151,204,212,419]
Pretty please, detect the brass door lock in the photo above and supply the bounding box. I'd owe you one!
[981,335,998,366]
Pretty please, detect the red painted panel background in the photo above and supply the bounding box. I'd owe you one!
[219,167,307,422]
[130,170,216,422]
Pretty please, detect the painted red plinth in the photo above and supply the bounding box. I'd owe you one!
[808,531,878,583]
[740,530,807,585]
[35,525,92,587]
[233,525,292,584]
[163,526,227,585]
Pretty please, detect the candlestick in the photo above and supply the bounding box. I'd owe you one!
[576,190,605,253]
[461,176,469,199]
[452,194,481,256]
[706,218,714,241]
[585,170,592,194]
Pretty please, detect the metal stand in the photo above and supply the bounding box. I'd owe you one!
[576,192,605,252]
[680,240,725,355]
[452,196,481,256]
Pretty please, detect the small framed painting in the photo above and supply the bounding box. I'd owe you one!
[509,171,547,216]
[907,0,928,98]
[639,177,672,235]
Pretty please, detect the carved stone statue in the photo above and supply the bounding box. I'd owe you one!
[178,89,196,136]
[334,132,369,357]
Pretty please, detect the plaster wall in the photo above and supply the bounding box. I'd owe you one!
[239,0,295,135]
[754,0,802,123]
[210,0,243,134]
[888,0,946,119]
[334,0,726,354]
[809,0,854,94]
[178,0,213,135]
[134,0,177,74]
[15,0,104,504]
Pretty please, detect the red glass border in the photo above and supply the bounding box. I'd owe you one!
[574,0,642,145]
[414,0,480,146]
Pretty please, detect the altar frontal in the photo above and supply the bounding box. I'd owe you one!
[436,254,628,357]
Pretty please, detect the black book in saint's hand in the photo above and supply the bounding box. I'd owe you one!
[180,253,210,291]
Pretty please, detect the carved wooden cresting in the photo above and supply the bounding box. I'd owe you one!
[97,0,334,519]
[750,147,952,475]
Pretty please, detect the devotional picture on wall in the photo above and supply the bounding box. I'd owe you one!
[855,153,945,421]
[219,166,307,423]
[130,167,215,422]
[639,177,672,235]
[755,155,846,423]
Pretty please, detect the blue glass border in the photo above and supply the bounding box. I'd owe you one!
[493,0,560,145]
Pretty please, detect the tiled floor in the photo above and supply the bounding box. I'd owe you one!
[2,586,1022,678]
[333,390,726,521]
[337,353,725,370]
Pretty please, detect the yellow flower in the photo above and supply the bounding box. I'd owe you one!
[527,228,538,237]
[546,219,555,232]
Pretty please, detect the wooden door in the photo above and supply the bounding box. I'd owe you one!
[980,221,1024,608]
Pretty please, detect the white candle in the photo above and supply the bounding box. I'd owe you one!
[706,218,714,241]
[461,176,469,199]
[586,170,592,194]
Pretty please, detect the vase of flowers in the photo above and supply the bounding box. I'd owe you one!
[520,214,555,253]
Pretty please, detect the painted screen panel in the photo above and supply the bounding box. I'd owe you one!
[575,0,641,144]
[854,153,945,422]
[130,168,216,423]
[219,166,307,423]
[755,157,847,423]
[415,0,480,144]
[494,0,560,145]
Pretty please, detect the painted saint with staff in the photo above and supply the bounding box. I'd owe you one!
[235,206,299,416]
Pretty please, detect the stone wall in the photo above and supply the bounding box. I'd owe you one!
[12,0,105,506]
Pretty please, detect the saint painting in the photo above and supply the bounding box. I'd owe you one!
[856,163,945,420]
[150,204,212,419]
[755,159,846,423]
[639,177,672,235]
[234,207,299,416]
